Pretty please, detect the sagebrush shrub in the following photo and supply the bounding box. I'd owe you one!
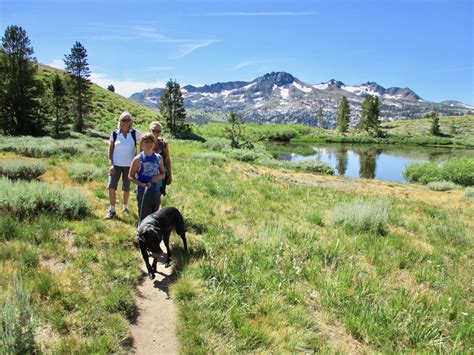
[0,160,46,180]
[465,187,474,201]
[331,199,389,235]
[0,277,37,354]
[427,181,458,191]
[67,163,104,182]
[0,177,89,218]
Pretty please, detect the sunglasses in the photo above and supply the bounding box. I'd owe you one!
[151,129,161,133]
[121,119,131,122]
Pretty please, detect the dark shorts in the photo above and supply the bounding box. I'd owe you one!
[136,188,161,222]
[107,166,131,191]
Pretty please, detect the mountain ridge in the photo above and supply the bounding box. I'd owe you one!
[129,71,474,127]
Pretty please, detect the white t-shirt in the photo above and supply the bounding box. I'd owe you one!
[109,129,142,167]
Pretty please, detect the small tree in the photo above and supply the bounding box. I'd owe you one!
[360,95,381,136]
[226,111,244,148]
[427,111,440,136]
[64,41,92,133]
[0,25,43,135]
[317,107,324,128]
[337,96,350,133]
[107,84,115,92]
[50,74,71,136]
[159,79,187,136]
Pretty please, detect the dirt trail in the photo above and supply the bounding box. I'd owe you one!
[129,255,179,354]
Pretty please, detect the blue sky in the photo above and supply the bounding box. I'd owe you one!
[1,0,473,104]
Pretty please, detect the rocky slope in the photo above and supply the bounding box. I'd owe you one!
[129,72,474,127]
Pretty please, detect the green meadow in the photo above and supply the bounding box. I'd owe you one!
[1,132,473,353]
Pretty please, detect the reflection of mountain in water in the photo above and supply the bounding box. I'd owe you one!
[274,143,474,182]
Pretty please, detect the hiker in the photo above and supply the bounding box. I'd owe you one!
[128,133,165,222]
[149,121,172,197]
[105,111,141,219]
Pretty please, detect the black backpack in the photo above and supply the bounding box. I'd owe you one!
[112,128,137,146]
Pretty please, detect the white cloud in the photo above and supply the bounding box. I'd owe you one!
[234,60,269,69]
[201,11,315,17]
[47,59,65,70]
[90,72,165,98]
[176,39,219,58]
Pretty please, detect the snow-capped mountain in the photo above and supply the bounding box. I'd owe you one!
[129,72,474,127]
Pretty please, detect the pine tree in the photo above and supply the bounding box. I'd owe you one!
[64,41,91,133]
[159,79,187,135]
[51,74,71,136]
[337,96,350,133]
[317,107,324,128]
[226,111,244,148]
[0,25,43,135]
[360,95,381,135]
[427,111,440,136]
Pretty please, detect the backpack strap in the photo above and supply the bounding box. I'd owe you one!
[131,129,137,146]
[112,129,119,143]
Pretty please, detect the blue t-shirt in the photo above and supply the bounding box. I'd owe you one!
[136,152,162,192]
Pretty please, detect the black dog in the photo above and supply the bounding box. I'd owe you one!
[136,207,187,279]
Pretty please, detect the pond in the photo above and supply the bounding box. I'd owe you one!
[271,143,474,182]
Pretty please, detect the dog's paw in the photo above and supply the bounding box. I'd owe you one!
[148,271,155,280]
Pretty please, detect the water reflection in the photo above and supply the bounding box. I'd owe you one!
[274,143,473,182]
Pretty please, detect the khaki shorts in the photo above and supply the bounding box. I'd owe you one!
[107,166,131,191]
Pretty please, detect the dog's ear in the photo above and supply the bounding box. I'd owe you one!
[152,226,162,239]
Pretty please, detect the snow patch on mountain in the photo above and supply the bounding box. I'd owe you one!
[293,82,312,93]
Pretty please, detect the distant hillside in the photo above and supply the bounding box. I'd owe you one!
[38,64,160,134]
[129,71,474,127]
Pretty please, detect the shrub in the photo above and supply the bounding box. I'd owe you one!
[0,160,46,180]
[67,163,104,182]
[331,199,389,235]
[0,277,38,354]
[262,159,334,175]
[0,136,83,157]
[441,158,474,186]
[403,158,474,186]
[0,177,89,218]
[202,137,231,152]
[403,162,443,184]
[427,181,459,191]
[465,187,474,201]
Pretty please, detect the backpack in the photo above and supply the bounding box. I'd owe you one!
[112,128,137,146]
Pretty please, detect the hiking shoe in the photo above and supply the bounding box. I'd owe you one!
[122,207,130,215]
[104,210,116,220]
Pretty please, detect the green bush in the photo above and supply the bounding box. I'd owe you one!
[331,199,389,235]
[262,158,334,175]
[67,163,104,182]
[0,136,85,157]
[0,278,38,354]
[202,137,231,152]
[465,187,474,201]
[0,177,89,218]
[427,181,459,191]
[404,158,474,186]
[403,162,443,184]
[0,160,46,180]
[441,158,474,186]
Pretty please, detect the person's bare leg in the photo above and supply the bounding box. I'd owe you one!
[123,191,130,206]
[109,188,116,206]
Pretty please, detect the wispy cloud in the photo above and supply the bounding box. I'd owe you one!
[234,60,271,70]
[143,66,174,72]
[200,11,315,17]
[176,39,219,58]
[90,24,218,58]
[90,71,166,98]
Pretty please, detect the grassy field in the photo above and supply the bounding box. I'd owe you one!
[1,134,472,352]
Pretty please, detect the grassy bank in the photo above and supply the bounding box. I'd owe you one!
[1,134,472,352]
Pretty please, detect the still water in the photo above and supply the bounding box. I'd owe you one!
[275,143,474,182]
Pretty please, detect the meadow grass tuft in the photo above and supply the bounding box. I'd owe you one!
[0,177,89,218]
[464,187,474,201]
[427,180,459,191]
[0,277,38,354]
[67,163,105,182]
[331,198,389,235]
[0,160,46,180]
